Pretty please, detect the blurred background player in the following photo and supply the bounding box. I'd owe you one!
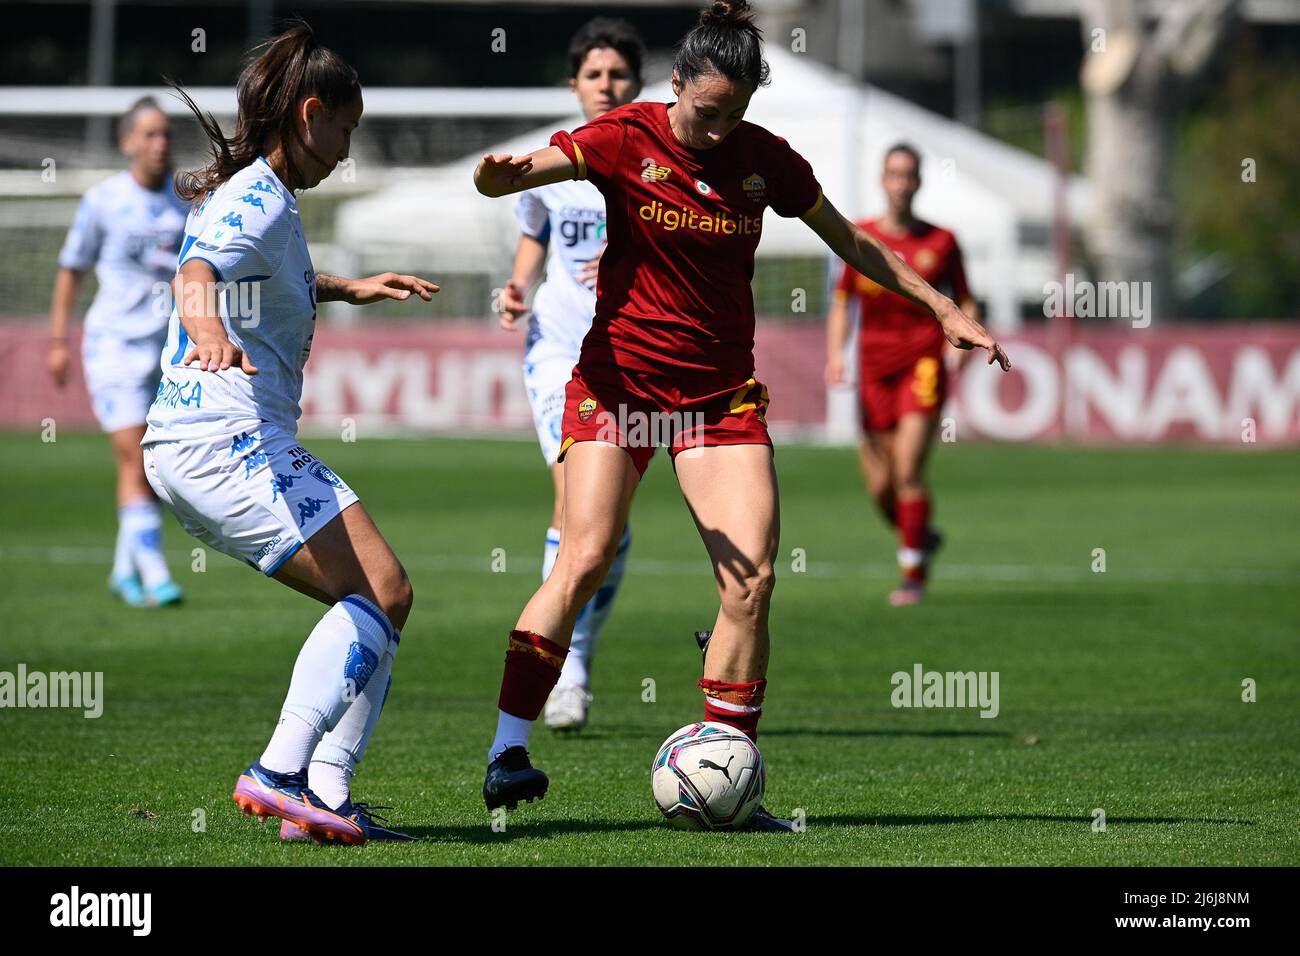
[47,96,187,608]
[474,0,1008,829]
[496,17,645,732]
[144,23,438,844]
[825,143,978,606]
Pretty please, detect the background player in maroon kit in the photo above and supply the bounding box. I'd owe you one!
[473,0,1009,828]
[826,144,981,606]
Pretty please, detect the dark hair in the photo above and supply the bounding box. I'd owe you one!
[168,21,359,201]
[884,142,922,173]
[117,96,165,141]
[672,0,770,92]
[568,17,645,82]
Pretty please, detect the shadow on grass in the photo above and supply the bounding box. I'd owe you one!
[404,817,665,844]
[810,813,1254,828]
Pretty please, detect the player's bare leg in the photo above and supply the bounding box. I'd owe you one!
[107,424,180,607]
[858,428,897,528]
[233,503,414,844]
[889,411,942,606]
[675,443,792,830]
[484,440,640,810]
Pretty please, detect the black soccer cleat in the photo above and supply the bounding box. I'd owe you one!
[483,745,549,812]
[694,629,712,665]
[742,805,799,833]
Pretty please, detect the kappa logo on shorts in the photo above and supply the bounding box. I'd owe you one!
[253,535,283,563]
[297,497,329,527]
[230,432,259,456]
[268,472,297,503]
[578,397,598,423]
[308,462,343,489]
[241,449,268,479]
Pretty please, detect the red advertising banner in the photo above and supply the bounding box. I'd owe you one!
[2,320,1297,445]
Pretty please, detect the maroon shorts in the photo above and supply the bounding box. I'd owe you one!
[859,353,948,433]
[557,363,772,477]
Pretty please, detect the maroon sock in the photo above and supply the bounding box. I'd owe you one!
[498,629,567,719]
[699,678,767,741]
[896,497,931,584]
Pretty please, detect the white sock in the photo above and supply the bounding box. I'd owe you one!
[119,498,170,589]
[111,507,134,580]
[309,635,397,809]
[561,524,631,690]
[488,710,534,762]
[542,526,561,582]
[260,595,394,774]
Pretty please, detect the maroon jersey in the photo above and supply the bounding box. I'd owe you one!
[836,219,970,377]
[549,100,823,381]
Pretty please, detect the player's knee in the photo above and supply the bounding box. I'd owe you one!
[370,563,413,631]
[556,541,612,606]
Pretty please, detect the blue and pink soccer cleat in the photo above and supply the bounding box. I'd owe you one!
[232,762,367,845]
[280,801,415,842]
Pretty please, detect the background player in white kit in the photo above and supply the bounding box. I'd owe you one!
[497,18,645,731]
[144,24,438,845]
[47,97,187,608]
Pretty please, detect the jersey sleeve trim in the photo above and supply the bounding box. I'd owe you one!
[802,187,825,219]
[572,143,588,181]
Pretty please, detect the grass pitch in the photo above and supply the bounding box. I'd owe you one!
[0,432,1296,866]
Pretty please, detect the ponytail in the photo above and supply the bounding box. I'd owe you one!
[168,20,359,202]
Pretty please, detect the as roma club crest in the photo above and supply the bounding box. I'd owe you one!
[578,397,598,423]
[742,173,767,204]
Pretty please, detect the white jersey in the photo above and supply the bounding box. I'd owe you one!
[144,157,317,444]
[515,178,606,355]
[58,171,189,341]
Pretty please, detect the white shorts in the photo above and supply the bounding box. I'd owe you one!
[142,422,359,575]
[82,329,165,433]
[523,330,580,465]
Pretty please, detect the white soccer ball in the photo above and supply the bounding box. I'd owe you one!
[651,721,764,830]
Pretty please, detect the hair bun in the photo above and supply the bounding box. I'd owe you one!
[701,0,752,27]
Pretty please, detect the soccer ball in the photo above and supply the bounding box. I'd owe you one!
[651,721,764,830]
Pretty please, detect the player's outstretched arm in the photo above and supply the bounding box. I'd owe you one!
[316,273,440,305]
[474,146,576,198]
[47,266,84,387]
[175,259,258,375]
[498,234,546,330]
[803,197,1010,370]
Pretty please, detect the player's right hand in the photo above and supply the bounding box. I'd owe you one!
[475,153,534,195]
[825,354,846,386]
[184,337,258,375]
[497,280,529,330]
[47,342,70,387]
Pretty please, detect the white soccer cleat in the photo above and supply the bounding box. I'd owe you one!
[544,685,593,731]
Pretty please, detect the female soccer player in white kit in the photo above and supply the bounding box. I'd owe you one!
[48,97,187,608]
[497,18,645,730]
[143,24,438,845]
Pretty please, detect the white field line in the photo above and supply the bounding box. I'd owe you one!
[0,545,1295,586]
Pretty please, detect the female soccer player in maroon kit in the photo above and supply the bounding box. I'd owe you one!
[474,0,1009,828]
[826,144,982,606]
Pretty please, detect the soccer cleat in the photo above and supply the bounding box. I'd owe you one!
[544,685,593,730]
[108,573,147,607]
[146,580,184,607]
[694,629,712,664]
[232,761,367,845]
[924,528,944,564]
[483,745,549,811]
[281,801,416,842]
[742,805,799,833]
[888,581,926,606]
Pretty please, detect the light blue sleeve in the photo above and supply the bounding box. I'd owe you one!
[57,191,104,271]
[181,183,289,283]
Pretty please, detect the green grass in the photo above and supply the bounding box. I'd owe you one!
[0,433,1297,866]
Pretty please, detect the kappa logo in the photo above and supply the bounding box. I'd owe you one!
[249,180,275,194]
[242,449,269,479]
[640,159,672,183]
[218,211,244,230]
[268,472,297,503]
[578,397,598,423]
[230,432,259,456]
[742,172,767,203]
[297,497,329,527]
[239,193,267,212]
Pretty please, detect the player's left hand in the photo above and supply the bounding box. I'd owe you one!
[936,300,1011,370]
[576,245,606,289]
[344,273,440,305]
